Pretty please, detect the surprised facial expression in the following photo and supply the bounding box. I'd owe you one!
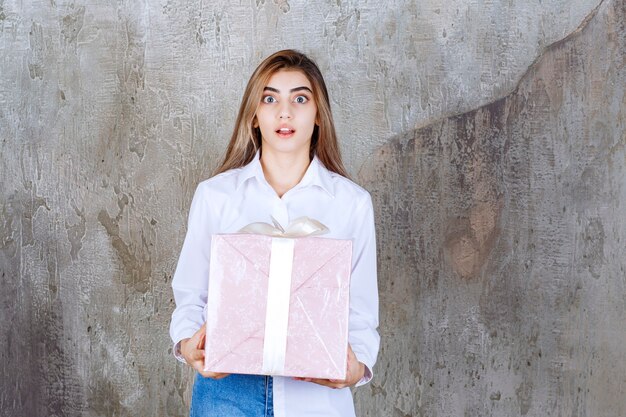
[254,70,318,159]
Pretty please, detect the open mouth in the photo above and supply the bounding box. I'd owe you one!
[276,127,295,136]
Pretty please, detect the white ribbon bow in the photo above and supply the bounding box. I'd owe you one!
[238,216,329,238]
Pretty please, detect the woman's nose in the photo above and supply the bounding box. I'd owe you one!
[278,102,292,119]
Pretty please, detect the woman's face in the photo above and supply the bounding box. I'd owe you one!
[254,69,318,159]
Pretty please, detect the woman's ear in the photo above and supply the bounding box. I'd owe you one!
[252,116,258,128]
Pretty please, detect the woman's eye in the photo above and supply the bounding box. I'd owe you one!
[262,96,276,104]
[294,95,308,104]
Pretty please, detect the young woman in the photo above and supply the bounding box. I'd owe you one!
[169,49,379,417]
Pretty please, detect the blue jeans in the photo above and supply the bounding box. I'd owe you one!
[190,374,274,417]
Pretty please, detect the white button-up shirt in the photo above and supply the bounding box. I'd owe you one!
[169,152,379,417]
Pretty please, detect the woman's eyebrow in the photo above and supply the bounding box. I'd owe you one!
[263,86,313,93]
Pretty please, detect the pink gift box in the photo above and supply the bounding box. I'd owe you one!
[203,233,352,379]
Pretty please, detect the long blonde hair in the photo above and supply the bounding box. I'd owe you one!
[214,49,348,177]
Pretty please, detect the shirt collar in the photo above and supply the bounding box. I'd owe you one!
[235,151,335,197]
[235,151,264,190]
[299,155,336,197]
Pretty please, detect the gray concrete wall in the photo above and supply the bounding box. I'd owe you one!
[1,0,624,416]
[357,1,626,415]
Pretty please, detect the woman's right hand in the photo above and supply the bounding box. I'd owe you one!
[180,325,230,379]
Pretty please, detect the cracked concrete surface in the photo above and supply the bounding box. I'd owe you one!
[1,0,624,416]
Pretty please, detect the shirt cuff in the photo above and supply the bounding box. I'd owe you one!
[173,341,187,364]
[355,363,373,387]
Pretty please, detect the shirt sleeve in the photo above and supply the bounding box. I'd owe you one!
[169,182,216,362]
[348,193,380,387]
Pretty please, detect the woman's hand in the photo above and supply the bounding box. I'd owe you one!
[294,344,365,389]
[180,326,230,379]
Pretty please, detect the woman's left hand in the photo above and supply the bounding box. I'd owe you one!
[294,344,365,389]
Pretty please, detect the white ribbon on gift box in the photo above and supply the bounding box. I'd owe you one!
[263,238,294,375]
[239,217,329,375]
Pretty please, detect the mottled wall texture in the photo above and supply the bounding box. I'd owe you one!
[0,0,624,416]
